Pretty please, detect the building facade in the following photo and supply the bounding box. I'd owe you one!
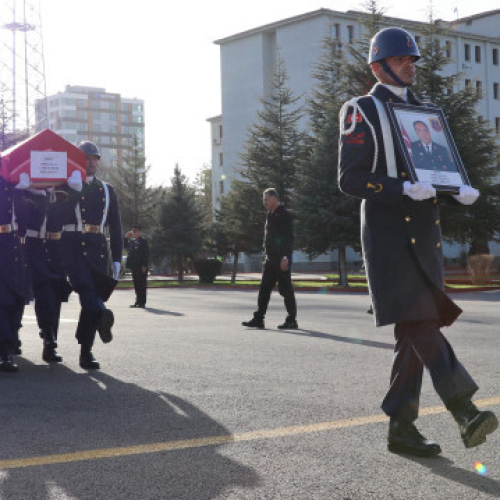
[35,85,145,169]
[211,8,500,269]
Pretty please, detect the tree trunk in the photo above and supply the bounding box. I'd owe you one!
[338,246,349,288]
[231,251,239,284]
[177,254,184,283]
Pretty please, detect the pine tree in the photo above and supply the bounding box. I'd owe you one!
[238,55,307,207]
[111,136,162,233]
[413,14,500,255]
[339,0,385,99]
[294,34,360,287]
[212,180,264,282]
[151,165,206,282]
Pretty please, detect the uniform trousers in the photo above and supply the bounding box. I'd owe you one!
[63,251,105,349]
[256,258,297,319]
[132,268,147,306]
[0,305,19,355]
[381,319,479,422]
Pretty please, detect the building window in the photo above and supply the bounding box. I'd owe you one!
[347,25,354,43]
[475,46,481,63]
[465,79,471,88]
[494,48,499,66]
[494,83,499,100]
[333,23,340,39]
[219,124,223,139]
[464,44,470,61]
[476,80,482,98]
[219,180,224,195]
[219,152,223,166]
[496,118,500,135]
[445,41,451,58]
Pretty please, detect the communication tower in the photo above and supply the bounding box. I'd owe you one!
[0,0,47,149]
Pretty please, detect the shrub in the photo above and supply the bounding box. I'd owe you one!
[194,258,223,284]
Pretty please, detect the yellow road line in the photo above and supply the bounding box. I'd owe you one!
[1,396,499,470]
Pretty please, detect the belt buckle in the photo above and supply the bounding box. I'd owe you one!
[0,225,10,233]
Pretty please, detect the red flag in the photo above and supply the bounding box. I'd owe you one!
[401,123,414,165]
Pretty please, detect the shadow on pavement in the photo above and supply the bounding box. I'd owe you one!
[142,307,184,316]
[0,359,259,499]
[283,328,394,350]
[404,454,500,497]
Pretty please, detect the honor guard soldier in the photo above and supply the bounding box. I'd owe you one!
[61,141,122,370]
[0,173,30,372]
[23,172,82,363]
[338,27,497,457]
[125,225,149,308]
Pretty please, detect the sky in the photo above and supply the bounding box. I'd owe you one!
[39,0,500,187]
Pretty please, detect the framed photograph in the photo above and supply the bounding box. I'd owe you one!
[385,102,470,194]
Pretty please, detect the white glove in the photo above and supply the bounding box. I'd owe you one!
[403,181,436,201]
[28,187,47,196]
[15,172,31,190]
[452,185,479,206]
[113,262,121,280]
[67,170,83,192]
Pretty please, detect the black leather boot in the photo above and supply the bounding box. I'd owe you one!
[97,309,114,344]
[388,418,441,457]
[79,348,100,370]
[41,328,63,363]
[242,312,265,328]
[0,354,18,372]
[449,400,498,448]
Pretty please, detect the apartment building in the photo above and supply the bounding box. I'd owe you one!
[211,8,500,269]
[35,85,145,169]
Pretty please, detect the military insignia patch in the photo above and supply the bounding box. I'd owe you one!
[407,36,411,47]
[373,46,379,55]
[430,117,443,132]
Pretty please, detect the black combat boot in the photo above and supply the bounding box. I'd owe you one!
[387,418,441,457]
[79,347,100,370]
[449,399,498,448]
[242,313,265,329]
[0,354,18,372]
[42,328,63,363]
[277,317,298,329]
[97,309,114,344]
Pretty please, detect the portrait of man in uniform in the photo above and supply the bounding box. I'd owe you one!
[410,120,456,172]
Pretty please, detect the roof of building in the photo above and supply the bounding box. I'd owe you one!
[453,8,500,24]
[214,7,500,46]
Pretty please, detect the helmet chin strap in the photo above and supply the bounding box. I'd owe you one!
[381,60,409,87]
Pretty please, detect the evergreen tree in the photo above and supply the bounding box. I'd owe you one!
[338,0,385,99]
[212,180,264,282]
[414,14,500,254]
[238,55,307,207]
[151,165,206,282]
[295,33,361,287]
[110,136,162,233]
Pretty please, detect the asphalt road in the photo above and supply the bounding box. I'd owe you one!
[1,287,500,499]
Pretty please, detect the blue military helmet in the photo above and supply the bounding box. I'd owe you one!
[78,140,100,159]
[368,27,421,64]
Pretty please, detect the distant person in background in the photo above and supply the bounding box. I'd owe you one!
[242,188,298,330]
[125,225,149,308]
